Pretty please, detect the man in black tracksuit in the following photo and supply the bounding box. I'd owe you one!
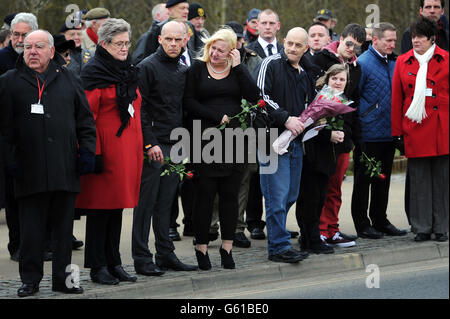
[132,21,197,276]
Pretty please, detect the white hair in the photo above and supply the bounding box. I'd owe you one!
[25,29,54,48]
[11,12,38,31]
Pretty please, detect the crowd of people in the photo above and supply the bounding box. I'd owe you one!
[0,0,448,297]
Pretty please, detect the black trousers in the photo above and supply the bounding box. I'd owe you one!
[193,170,242,244]
[18,191,76,285]
[4,174,20,256]
[296,162,330,247]
[244,170,264,231]
[84,209,123,269]
[351,142,395,232]
[132,144,178,266]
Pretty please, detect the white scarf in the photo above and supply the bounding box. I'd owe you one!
[405,44,436,124]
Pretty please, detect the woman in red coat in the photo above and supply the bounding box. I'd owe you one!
[77,18,143,284]
[391,17,449,242]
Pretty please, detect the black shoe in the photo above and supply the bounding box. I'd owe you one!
[289,230,300,239]
[357,226,384,239]
[414,233,432,242]
[195,249,212,270]
[268,249,304,263]
[434,233,448,242]
[375,224,407,236]
[169,228,181,241]
[134,262,165,276]
[90,267,119,285]
[250,227,266,240]
[43,250,53,261]
[233,232,251,248]
[108,265,137,282]
[156,254,198,271]
[10,250,20,262]
[18,283,39,297]
[219,247,236,269]
[72,235,84,250]
[52,282,84,294]
[339,232,358,241]
[308,242,335,254]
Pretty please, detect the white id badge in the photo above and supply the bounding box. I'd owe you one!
[128,104,135,118]
[31,103,44,114]
[426,88,433,97]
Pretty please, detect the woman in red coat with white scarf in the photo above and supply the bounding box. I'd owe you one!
[77,18,143,285]
[391,17,449,243]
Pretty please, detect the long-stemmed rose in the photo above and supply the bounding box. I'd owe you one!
[144,154,194,181]
[219,99,266,131]
[360,152,385,180]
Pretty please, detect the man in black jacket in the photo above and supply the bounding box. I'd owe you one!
[132,21,197,275]
[133,0,196,65]
[0,30,96,297]
[401,0,448,53]
[255,27,316,263]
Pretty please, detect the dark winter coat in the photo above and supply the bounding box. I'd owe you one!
[0,54,96,198]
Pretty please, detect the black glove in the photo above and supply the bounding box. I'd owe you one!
[94,155,103,174]
[393,136,405,156]
[77,148,95,175]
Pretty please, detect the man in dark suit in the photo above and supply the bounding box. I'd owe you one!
[246,9,283,59]
[0,30,96,297]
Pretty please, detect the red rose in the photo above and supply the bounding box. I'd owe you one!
[257,100,266,108]
[186,171,194,180]
[378,173,386,181]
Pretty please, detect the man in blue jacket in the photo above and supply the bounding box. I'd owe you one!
[351,22,407,239]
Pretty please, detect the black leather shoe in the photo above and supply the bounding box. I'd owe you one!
[233,232,251,248]
[156,255,198,271]
[72,235,84,250]
[414,233,431,242]
[357,226,384,239]
[375,224,407,236]
[52,282,84,294]
[268,249,304,263]
[195,249,212,270]
[169,228,181,241]
[135,262,165,276]
[289,230,300,239]
[17,283,39,297]
[10,250,20,262]
[108,265,137,282]
[90,267,119,285]
[250,227,266,240]
[434,234,448,242]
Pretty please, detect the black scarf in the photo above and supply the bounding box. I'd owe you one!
[81,45,138,137]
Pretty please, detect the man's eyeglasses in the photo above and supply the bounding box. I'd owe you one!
[11,32,28,39]
[110,41,131,49]
[345,40,362,52]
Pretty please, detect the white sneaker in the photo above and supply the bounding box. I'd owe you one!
[326,232,356,248]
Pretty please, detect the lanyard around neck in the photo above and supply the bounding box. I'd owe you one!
[35,74,46,104]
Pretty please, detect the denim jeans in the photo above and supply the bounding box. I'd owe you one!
[259,139,303,256]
